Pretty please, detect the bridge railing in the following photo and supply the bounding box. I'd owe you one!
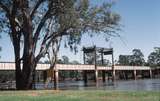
[55,64,95,70]
[0,62,152,71]
[0,62,15,70]
[97,66,112,70]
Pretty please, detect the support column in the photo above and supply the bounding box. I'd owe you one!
[83,71,88,84]
[94,46,98,83]
[83,47,88,84]
[101,49,105,82]
[54,70,59,90]
[111,48,115,81]
[37,71,40,82]
[112,70,115,81]
[43,70,47,83]
[134,69,137,80]
[95,70,98,82]
[102,71,106,82]
[149,69,152,79]
[32,69,36,89]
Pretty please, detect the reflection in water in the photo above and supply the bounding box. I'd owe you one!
[35,79,160,91]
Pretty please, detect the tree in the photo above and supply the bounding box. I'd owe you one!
[85,52,97,64]
[118,49,145,66]
[61,56,69,64]
[70,60,81,65]
[0,71,15,83]
[131,49,145,66]
[118,55,131,65]
[0,0,120,89]
[148,47,160,67]
[0,35,1,59]
[57,56,81,80]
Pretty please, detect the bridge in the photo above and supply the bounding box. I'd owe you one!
[0,46,158,89]
[0,62,152,71]
[0,62,154,89]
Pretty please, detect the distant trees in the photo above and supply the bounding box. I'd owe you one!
[0,71,15,83]
[61,56,69,64]
[148,47,160,68]
[85,52,111,66]
[118,55,131,65]
[118,48,160,67]
[70,60,81,65]
[118,49,145,66]
[85,52,95,64]
[131,49,145,66]
[57,55,81,80]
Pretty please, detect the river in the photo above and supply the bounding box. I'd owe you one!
[35,79,160,91]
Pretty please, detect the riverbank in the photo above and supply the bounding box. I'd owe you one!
[0,90,159,101]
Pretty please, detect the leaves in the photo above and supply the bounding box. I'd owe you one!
[118,49,145,66]
[148,47,160,67]
[0,0,120,56]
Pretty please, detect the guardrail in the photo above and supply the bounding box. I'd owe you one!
[0,62,152,71]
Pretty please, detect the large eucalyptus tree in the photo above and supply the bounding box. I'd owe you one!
[0,0,120,89]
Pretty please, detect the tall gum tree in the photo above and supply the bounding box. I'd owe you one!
[0,0,121,90]
[148,47,160,67]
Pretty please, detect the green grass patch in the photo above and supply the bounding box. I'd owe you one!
[0,90,159,101]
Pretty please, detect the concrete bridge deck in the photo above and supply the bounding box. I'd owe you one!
[0,62,155,89]
[0,62,151,71]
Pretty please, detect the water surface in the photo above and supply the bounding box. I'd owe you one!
[36,79,160,91]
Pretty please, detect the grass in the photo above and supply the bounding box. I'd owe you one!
[0,90,159,101]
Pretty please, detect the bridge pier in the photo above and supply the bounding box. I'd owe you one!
[149,69,152,79]
[95,70,98,82]
[102,71,106,82]
[112,69,116,81]
[43,70,47,83]
[54,70,59,90]
[83,71,88,84]
[111,49,115,82]
[134,70,137,80]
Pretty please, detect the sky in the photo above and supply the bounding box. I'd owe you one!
[0,0,160,63]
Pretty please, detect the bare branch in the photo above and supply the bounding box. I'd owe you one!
[30,0,45,19]
[35,29,69,63]
[0,1,10,15]
[33,10,51,51]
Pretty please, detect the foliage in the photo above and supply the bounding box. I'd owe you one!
[148,47,160,68]
[0,0,120,89]
[118,49,145,66]
[70,60,81,64]
[0,35,1,59]
[85,52,97,64]
[85,52,111,65]
[57,55,81,79]
[61,56,69,64]
[131,49,145,66]
[118,55,131,65]
[0,71,15,83]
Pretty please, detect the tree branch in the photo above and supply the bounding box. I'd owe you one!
[35,29,68,63]
[0,1,10,15]
[30,0,44,19]
[33,10,51,51]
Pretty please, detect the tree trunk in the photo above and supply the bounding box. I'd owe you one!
[22,58,36,90]
[20,5,35,89]
[15,52,24,89]
[13,9,36,89]
[13,39,25,90]
[14,42,36,90]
